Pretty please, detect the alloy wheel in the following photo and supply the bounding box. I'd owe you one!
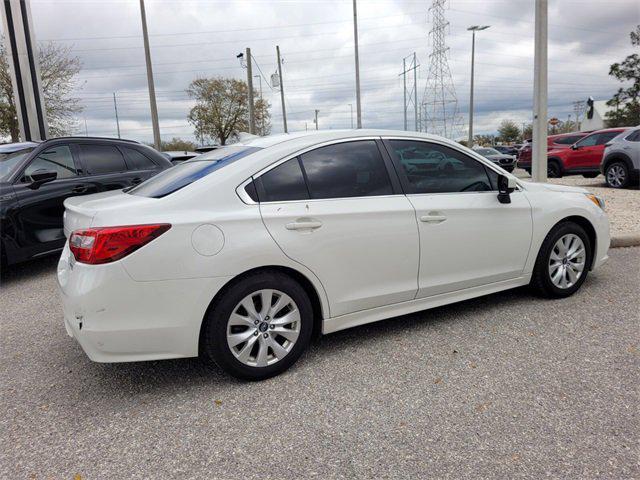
[226,289,301,367]
[548,234,586,289]
[606,164,626,188]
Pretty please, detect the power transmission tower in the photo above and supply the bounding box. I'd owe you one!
[572,100,585,131]
[422,0,464,139]
[399,53,419,131]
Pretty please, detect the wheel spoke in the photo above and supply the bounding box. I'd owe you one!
[552,266,564,285]
[255,337,269,367]
[566,265,578,284]
[568,247,584,261]
[267,337,289,360]
[229,313,255,327]
[268,293,293,318]
[270,309,301,326]
[241,296,260,320]
[272,326,299,343]
[259,290,274,317]
[228,329,256,348]
[236,335,259,363]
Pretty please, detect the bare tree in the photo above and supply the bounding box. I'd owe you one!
[0,39,83,141]
[186,77,271,145]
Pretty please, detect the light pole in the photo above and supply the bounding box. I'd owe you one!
[349,104,353,129]
[532,0,548,182]
[139,0,161,149]
[352,0,362,128]
[467,25,490,147]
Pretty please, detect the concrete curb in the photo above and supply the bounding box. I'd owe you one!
[610,234,640,248]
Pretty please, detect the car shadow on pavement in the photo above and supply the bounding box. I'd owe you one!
[0,255,58,286]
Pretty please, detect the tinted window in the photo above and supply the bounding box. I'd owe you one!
[0,148,34,181]
[22,145,77,182]
[597,131,622,145]
[626,130,640,142]
[388,140,493,193]
[123,147,158,170]
[554,135,583,145]
[79,144,127,174]
[129,146,261,198]
[259,158,309,202]
[299,141,392,199]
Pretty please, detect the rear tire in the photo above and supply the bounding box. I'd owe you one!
[605,161,630,188]
[547,160,561,178]
[530,222,592,298]
[203,271,313,380]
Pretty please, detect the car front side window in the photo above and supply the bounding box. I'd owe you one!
[387,140,495,194]
[22,145,77,182]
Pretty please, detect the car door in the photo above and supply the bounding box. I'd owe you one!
[74,143,139,193]
[383,139,533,298]
[570,132,620,169]
[257,139,420,317]
[11,143,85,259]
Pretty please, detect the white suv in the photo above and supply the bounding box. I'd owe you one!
[58,130,610,380]
[601,127,640,188]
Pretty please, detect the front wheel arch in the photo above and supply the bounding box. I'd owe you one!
[546,216,597,270]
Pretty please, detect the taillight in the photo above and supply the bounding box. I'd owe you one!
[69,224,171,265]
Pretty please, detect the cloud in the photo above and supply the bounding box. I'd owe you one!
[11,0,638,142]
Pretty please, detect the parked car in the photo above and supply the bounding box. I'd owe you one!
[494,145,519,157]
[473,147,516,172]
[600,126,640,188]
[541,128,628,178]
[0,137,172,266]
[58,130,609,380]
[163,150,200,165]
[518,132,591,173]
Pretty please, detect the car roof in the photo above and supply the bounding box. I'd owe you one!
[163,151,199,157]
[0,141,39,153]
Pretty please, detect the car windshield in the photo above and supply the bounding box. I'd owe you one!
[128,145,262,198]
[0,148,35,181]
[476,148,499,156]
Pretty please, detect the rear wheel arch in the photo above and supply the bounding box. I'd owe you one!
[198,265,325,356]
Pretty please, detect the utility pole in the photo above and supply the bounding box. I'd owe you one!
[246,47,256,135]
[276,45,288,133]
[532,0,548,182]
[254,74,263,135]
[403,57,407,130]
[139,0,160,149]
[349,104,354,129]
[84,117,88,136]
[413,52,418,132]
[113,92,121,139]
[467,25,490,147]
[352,0,362,128]
[314,110,319,130]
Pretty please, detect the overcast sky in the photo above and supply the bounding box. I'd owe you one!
[8,0,639,143]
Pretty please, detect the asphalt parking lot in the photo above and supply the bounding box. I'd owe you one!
[1,248,639,479]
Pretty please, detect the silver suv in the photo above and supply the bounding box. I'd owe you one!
[601,127,640,188]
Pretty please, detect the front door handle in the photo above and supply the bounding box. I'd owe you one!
[285,220,323,231]
[131,177,143,185]
[71,185,89,194]
[420,214,447,223]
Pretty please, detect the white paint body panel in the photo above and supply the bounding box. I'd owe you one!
[57,129,610,363]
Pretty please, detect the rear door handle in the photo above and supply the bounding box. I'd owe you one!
[286,220,323,231]
[131,177,143,185]
[420,214,447,223]
[71,185,89,194]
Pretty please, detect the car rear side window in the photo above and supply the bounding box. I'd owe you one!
[299,141,393,199]
[123,147,158,170]
[387,140,493,194]
[129,146,261,198]
[597,131,622,145]
[555,135,583,145]
[258,158,309,202]
[78,144,127,174]
[626,130,640,142]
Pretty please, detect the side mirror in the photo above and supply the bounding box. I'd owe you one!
[497,174,516,204]
[28,169,57,189]
[571,144,580,150]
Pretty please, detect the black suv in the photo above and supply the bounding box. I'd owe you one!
[0,137,172,266]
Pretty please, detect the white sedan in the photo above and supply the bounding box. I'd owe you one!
[58,130,609,380]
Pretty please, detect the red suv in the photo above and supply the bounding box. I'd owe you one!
[544,128,627,178]
[518,131,591,174]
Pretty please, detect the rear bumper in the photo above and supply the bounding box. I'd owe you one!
[57,243,232,363]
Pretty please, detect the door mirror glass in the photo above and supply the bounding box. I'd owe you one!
[28,169,57,189]
[497,174,515,204]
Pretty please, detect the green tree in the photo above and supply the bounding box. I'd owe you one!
[1,39,82,141]
[474,134,495,146]
[605,25,640,127]
[497,119,521,143]
[186,77,270,145]
[160,137,197,151]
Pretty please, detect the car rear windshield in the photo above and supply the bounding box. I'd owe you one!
[128,146,262,198]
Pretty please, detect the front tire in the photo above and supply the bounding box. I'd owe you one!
[605,161,629,188]
[530,222,592,298]
[203,271,313,380]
